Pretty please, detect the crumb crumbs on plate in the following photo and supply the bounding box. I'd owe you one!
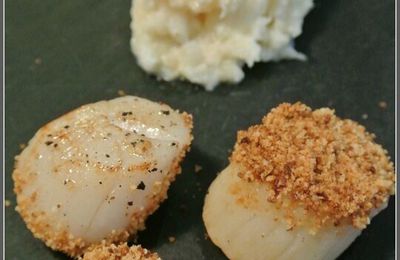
[378,101,387,109]
[362,114,368,120]
[19,143,26,150]
[117,90,127,96]
[168,236,176,243]
[34,57,42,65]
[82,242,160,260]
[194,164,203,173]
[4,200,11,207]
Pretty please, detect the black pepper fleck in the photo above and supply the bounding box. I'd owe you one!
[105,154,110,158]
[161,110,170,115]
[137,181,146,190]
[127,201,133,206]
[122,111,133,116]
[45,141,53,146]
[64,125,70,129]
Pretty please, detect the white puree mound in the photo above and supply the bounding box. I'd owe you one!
[130,0,313,91]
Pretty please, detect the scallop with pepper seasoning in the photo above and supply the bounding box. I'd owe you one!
[13,96,193,257]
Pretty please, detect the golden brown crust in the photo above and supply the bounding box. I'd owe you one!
[231,103,395,229]
[14,194,88,256]
[81,242,160,260]
[13,109,193,257]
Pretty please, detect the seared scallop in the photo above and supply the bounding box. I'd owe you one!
[81,243,160,260]
[13,96,193,257]
[203,103,394,260]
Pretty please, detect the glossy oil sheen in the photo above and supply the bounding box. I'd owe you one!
[5,0,394,259]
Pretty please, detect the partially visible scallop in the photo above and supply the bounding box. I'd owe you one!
[81,243,160,260]
[13,96,193,257]
[203,164,365,260]
[203,103,394,260]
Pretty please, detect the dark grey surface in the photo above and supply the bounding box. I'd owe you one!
[5,0,395,259]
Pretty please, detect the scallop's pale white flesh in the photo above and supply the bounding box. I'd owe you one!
[202,164,373,260]
[13,96,192,256]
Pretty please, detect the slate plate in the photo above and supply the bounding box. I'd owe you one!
[5,0,395,259]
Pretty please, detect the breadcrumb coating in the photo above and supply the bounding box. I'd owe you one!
[231,103,395,229]
[81,242,160,260]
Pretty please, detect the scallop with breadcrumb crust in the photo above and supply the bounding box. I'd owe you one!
[203,103,394,260]
[13,96,193,257]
